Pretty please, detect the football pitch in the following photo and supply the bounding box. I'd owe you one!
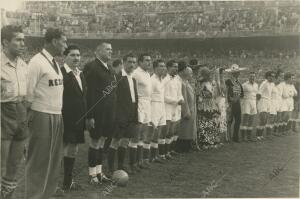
[15,132,299,199]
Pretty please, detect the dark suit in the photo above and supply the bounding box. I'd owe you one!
[61,66,87,144]
[83,58,117,139]
[114,72,138,138]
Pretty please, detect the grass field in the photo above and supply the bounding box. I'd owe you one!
[14,132,299,199]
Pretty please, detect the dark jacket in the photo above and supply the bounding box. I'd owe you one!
[83,58,117,138]
[115,72,138,126]
[61,66,87,144]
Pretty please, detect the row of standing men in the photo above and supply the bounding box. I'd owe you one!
[1,26,299,199]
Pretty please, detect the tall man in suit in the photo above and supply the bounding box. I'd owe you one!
[83,42,117,184]
[61,45,87,191]
[107,53,138,174]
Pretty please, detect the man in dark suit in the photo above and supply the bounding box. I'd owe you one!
[83,42,117,184]
[61,45,87,191]
[107,53,139,175]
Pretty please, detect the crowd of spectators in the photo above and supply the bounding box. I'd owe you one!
[4,1,300,35]
[20,44,299,83]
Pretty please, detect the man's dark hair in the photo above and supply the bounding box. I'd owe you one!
[1,25,23,45]
[265,71,274,79]
[63,44,80,56]
[284,72,292,81]
[44,28,65,43]
[138,53,151,63]
[112,59,122,68]
[153,59,164,69]
[275,69,284,79]
[189,59,198,66]
[123,53,136,62]
[166,60,177,68]
[178,60,187,72]
[95,41,111,51]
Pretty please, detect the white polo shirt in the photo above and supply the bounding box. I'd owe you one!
[27,49,63,114]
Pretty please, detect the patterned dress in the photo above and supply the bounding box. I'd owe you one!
[196,81,221,148]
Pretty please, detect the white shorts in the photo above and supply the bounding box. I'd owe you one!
[151,101,166,127]
[270,99,280,115]
[138,99,151,124]
[287,99,294,112]
[165,103,177,122]
[241,99,257,115]
[281,99,294,112]
[174,106,181,122]
[257,99,271,113]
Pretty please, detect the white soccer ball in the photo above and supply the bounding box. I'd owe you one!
[112,170,129,187]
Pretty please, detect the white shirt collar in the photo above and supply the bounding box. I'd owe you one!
[63,63,81,75]
[138,66,148,74]
[122,69,132,77]
[153,73,161,81]
[1,52,20,68]
[42,48,54,62]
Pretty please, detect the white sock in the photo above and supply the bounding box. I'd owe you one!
[89,167,97,177]
[96,165,102,174]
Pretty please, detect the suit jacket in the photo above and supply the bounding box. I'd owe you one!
[115,72,138,126]
[83,58,117,138]
[61,66,87,143]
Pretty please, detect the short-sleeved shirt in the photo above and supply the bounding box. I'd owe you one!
[1,52,28,102]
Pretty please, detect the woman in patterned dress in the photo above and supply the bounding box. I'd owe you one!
[196,67,221,149]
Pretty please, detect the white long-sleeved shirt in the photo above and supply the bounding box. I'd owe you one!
[132,67,152,101]
[282,82,297,99]
[258,80,274,100]
[276,82,285,100]
[26,49,63,114]
[242,81,258,100]
[174,75,184,117]
[271,85,281,100]
[164,74,183,105]
[151,74,164,102]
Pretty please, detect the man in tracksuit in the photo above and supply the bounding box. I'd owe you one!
[25,28,67,199]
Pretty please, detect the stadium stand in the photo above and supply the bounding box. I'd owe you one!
[3,1,300,37]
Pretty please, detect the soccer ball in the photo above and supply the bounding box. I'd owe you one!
[112,170,129,187]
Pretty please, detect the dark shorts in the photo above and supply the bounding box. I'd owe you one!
[113,122,138,139]
[63,129,85,144]
[1,101,28,141]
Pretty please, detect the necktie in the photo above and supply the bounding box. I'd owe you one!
[52,58,59,74]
